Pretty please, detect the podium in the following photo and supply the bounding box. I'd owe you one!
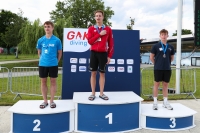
[8,93,197,132]
[73,91,143,132]
[141,103,197,131]
[8,100,75,133]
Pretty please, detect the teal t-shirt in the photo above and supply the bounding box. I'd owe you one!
[36,35,62,66]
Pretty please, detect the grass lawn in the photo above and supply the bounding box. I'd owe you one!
[0,61,199,105]
[0,54,38,61]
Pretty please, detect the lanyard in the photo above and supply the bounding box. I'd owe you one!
[160,41,168,55]
[95,24,105,33]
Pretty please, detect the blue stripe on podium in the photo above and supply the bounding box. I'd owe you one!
[77,102,139,132]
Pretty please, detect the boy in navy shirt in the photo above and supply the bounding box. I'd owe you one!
[150,29,175,110]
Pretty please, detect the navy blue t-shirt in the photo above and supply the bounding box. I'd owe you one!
[151,42,175,70]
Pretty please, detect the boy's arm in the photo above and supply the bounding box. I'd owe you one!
[107,28,114,58]
[87,27,101,45]
[150,53,155,64]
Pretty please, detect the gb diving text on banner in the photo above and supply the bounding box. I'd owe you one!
[63,28,90,52]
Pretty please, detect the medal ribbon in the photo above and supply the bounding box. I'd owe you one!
[160,42,168,55]
[95,24,105,33]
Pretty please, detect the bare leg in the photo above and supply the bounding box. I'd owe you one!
[99,72,105,96]
[153,81,160,97]
[90,71,97,95]
[162,81,169,97]
[41,78,48,103]
[50,78,57,103]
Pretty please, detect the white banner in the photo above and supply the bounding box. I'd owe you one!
[63,28,90,52]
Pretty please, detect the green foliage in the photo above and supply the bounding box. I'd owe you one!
[127,17,135,30]
[0,9,28,54]
[18,19,44,54]
[50,0,114,28]
[54,16,74,43]
[172,29,193,36]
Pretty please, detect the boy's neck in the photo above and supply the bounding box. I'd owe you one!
[46,33,53,39]
[96,22,103,27]
[161,40,167,45]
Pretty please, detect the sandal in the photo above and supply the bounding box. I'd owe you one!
[88,95,96,101]
[99,94,109,100]
[50,102,56,108]
[40,102,48,109]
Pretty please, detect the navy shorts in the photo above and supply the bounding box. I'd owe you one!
[154,70,172,83]
[39,66,58,78]
[89,51,107,73]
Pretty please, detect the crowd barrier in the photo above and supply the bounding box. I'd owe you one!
[0,66,198,100]
[0,67,9,98]
[141,67,197,100]
[10,67,62,100]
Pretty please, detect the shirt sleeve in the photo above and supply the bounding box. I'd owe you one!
[151,44,157,54]
[87,26,101,45]
[57,39,62,50]
[36,39,41,49]
[107,27,114,58]
[171,45,175,55]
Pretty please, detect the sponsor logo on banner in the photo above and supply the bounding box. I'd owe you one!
[127,59,134,64]
[63,28,90,52]
[127,66,133,73]
[71,65,76,72]
[108,66,115,72]
[79,66,87,72]
[117,67,124,72]
[70,58,78,63]
[109,59,115,64]
[79,58,86,64]
[117,59,124,64]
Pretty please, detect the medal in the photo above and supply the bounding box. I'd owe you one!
[160,42,168,58]
[163,54,166,58]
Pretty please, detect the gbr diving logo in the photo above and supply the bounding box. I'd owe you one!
[63,28,90,52]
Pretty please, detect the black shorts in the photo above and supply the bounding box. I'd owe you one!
[154,70,172,83]
[39,66,58,78]
[89,51,107,73]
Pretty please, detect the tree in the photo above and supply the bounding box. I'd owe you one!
[50,0,114,28]
[127,17,135,30]
[172,29,192,36]
[18,19,44,54]
[0,9,27,54]
[54,16,74,43]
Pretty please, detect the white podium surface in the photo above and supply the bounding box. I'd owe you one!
[8,100,75,133]
[73,91,144,104]
[141,103,197,117]
[73,91,143,133]
[141,103,197,131]
[8,100,75,114]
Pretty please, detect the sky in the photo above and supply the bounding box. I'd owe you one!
[0,0,195,39]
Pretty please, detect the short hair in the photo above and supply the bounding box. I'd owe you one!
[43,21,54,27]
[94,10,104,16]
[159,29,168,35]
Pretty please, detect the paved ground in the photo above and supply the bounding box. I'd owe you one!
[0,99,199,133]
